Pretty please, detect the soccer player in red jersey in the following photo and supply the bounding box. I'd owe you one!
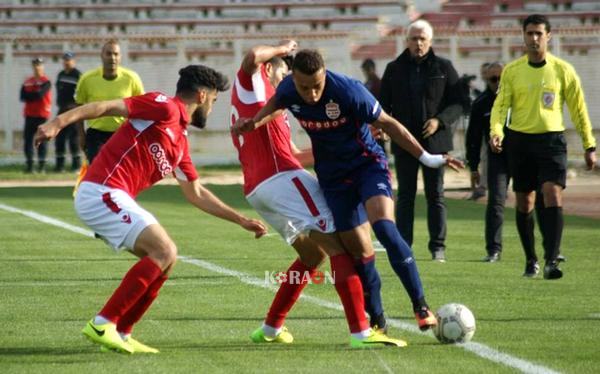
[234,50,465,333]
[35,65,268,354]
[230,41,404,348]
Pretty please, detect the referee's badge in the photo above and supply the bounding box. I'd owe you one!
[542,91,555,108]
[325,101,340,119]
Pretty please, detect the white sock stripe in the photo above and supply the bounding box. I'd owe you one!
[0,201,561,374]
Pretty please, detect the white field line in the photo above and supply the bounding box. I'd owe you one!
[0,202,561,374]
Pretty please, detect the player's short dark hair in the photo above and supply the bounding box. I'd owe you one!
[268,55,295,71]
[176,65,230,96]
[266,56,287,70]
[292,49,325,75]
[523,14,551,33]
[361,58,375,70]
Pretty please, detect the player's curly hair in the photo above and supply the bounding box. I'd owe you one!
[176,65,230,96]
[292,49,324,75]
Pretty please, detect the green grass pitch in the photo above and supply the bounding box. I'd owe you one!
[1,185,599,373]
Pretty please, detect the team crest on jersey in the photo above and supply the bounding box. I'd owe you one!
[542,92,555,108]
[325,101,340,119]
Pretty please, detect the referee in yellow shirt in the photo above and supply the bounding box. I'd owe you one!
[490,14,597,280]
[75,40,144,163]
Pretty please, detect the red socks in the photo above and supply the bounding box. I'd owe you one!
[99,256,163,324]
[265,255,369,334]
[265,259,315,328]
[330,254,369,333]
[117,273,168,335]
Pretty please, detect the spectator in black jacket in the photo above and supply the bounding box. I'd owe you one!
[54,52,82,172]
[380,20,463,262]
[465,62,507,262]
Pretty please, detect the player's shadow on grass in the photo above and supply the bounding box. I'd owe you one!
[151,315,346,323]
[0,347,87,357]
[0,257,132,263]
[165,342,358,352]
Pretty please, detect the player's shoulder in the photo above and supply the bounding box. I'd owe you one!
[277,75,296,94]
[504,55,527,70]
[547,53,576,74]
[326,70,364,96]
[119,67,142,81]
[79,67,102,82]
[142,91,177,107]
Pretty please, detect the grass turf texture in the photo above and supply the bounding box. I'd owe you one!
[1,185,599,373]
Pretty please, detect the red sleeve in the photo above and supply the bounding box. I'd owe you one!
[236,68,254,91]
[124,92,175,122]
[173,148,198,182]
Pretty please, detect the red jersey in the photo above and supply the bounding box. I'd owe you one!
[21,75,52,118]
[230,65,302,195]
[84,92,198,198]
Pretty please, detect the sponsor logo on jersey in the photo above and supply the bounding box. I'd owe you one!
[121,213,131,224]
[325,101,340,119]
[298,117,347,131]
[290,104,301,112]
[148,142,173,177]
[377,183,388,192]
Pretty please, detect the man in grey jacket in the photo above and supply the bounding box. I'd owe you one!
[380,20,463,262]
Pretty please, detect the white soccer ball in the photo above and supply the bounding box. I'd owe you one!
[433,303,476,344]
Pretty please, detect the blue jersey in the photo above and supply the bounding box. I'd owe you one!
[275,70,385,187]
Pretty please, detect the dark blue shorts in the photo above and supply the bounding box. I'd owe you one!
[322,161,393,232]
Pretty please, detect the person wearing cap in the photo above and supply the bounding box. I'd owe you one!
[20,57,52,173]
[54,52,82,172]
[75,39,144,163]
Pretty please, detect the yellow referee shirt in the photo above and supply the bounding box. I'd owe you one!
[75,66,144,132]
[490,53,595,150]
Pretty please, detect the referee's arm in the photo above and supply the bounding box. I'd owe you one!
[489,71,512,153]
[563,66,596,151]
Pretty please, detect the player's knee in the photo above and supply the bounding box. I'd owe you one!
[152,241,178,269]
[299,251,325,269]
[163,242,178,266]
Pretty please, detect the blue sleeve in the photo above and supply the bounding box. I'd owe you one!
[347,79,382,124]
[275,76,295,109]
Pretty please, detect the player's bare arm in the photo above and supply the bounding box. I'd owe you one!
[241,39,297,75]
[34,99,128,147]
[290,140,314,167]
[177,178,268,238]
[372,111,464,171]
[232,96,282,135]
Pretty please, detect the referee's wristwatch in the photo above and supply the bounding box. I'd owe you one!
[586,147,596,152]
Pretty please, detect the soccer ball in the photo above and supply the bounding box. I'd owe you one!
[433,303,476,344]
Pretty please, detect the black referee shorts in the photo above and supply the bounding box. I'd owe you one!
[86,128,115,164]
[504,129,567,192]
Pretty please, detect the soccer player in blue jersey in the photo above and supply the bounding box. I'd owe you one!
[233,49,463,330]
